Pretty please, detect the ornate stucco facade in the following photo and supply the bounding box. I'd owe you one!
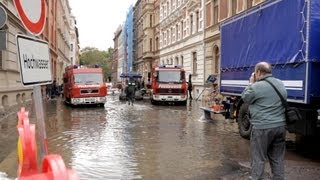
[112,25,123,84]
[0,0,78,115]
[159,0,205,99]
[204,0,266,86]
[133,0,160,82]
[70,15,80,66]
[56,0,72,85]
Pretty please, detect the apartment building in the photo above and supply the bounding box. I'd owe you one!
[133,0,160,82]
[70,15,80,66]
[0,0,77,114]
[159,0,205,99]
[112,25,123,83]
[204,0,265,84]
[56,0,72,85]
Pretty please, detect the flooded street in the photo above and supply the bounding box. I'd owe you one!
[0,96,320,179]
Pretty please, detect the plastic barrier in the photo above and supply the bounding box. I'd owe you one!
[17,107,79,180]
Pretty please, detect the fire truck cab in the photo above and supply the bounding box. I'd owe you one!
[150,65,187,105]
[63,65,107,105]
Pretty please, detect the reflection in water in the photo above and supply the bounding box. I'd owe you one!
[1,97,320,179]
[47,99,144,179]
[44,98,252,179]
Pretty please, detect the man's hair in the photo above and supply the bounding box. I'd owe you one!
[255,62,272,74]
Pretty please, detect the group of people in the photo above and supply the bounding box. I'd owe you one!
[46,80,63,99]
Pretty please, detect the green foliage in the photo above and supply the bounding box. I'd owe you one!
[79,47,113,79]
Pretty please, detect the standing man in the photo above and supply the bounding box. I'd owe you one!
[188,74,193,100]
[126,80,136,106]
[241,62,287,179]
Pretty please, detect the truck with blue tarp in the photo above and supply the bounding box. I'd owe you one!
[220,0,320,139]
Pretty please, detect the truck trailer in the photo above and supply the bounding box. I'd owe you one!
[220,0,320,138]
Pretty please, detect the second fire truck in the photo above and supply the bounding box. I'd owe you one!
[150,65,187,105]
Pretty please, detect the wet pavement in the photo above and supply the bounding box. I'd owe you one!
[0,96,320,179]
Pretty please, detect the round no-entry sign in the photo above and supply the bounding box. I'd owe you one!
[14,0,46,35]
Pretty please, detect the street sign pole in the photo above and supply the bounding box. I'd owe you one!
[33,85,48,158]
[13,0,49,161]
[16,34,51,162]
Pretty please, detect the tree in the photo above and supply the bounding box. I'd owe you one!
[79,47,113,79]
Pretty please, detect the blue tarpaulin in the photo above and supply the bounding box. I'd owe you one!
[120,71,142,78]
[220,0,320,104]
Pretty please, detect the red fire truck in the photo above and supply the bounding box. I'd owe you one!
[63,65,107,106]
[150,65,187,105]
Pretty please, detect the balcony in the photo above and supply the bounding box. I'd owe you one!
[143,52,154,60]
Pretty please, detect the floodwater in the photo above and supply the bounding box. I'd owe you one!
[0,96,320,179]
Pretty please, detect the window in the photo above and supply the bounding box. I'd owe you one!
[155,37,159,50]
[192,52,197,74]
[177,24,181,40]
[150,38,152,51]
[171,27,174,42]
[167,1,170,15]
[150,14,153,27]
[232,0,237,15]
[247,0,253,9]
[70,44,73,52]
[190,14,193,35]
[0,51,2,69]
[181,21,184,38]
[213,0,219,25]
[175,57,179,65]
[206,2,212,27]
[167,29,170,44]
[196,11,199,32]
[214,47,220,74]
[220,0,228,20]
[181,55,184,66]
[176,24,179,41]
[172,0,174,10]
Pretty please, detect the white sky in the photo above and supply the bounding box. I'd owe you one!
[69,0,137,51]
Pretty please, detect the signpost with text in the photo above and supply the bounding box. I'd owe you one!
[17,35,52,85]
[14,0,49,160]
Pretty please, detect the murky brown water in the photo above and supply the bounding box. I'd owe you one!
[1,96,320,179]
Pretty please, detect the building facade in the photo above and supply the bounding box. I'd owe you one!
[204,0,265,86]
[112,25,123,84]
[133,0,160,83]
[159,0,205,99]
[0,0,78,114]
[56,0,72,85]
[70,15,80,66]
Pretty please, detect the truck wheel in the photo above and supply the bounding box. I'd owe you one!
[151,99,157,105]
[237,103,252,139]
[180,100,187,106]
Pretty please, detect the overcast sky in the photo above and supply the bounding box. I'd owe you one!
[69,0,136,51]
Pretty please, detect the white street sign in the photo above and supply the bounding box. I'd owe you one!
[16,34,52,86]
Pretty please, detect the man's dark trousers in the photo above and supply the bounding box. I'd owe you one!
[250,126,286,180]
